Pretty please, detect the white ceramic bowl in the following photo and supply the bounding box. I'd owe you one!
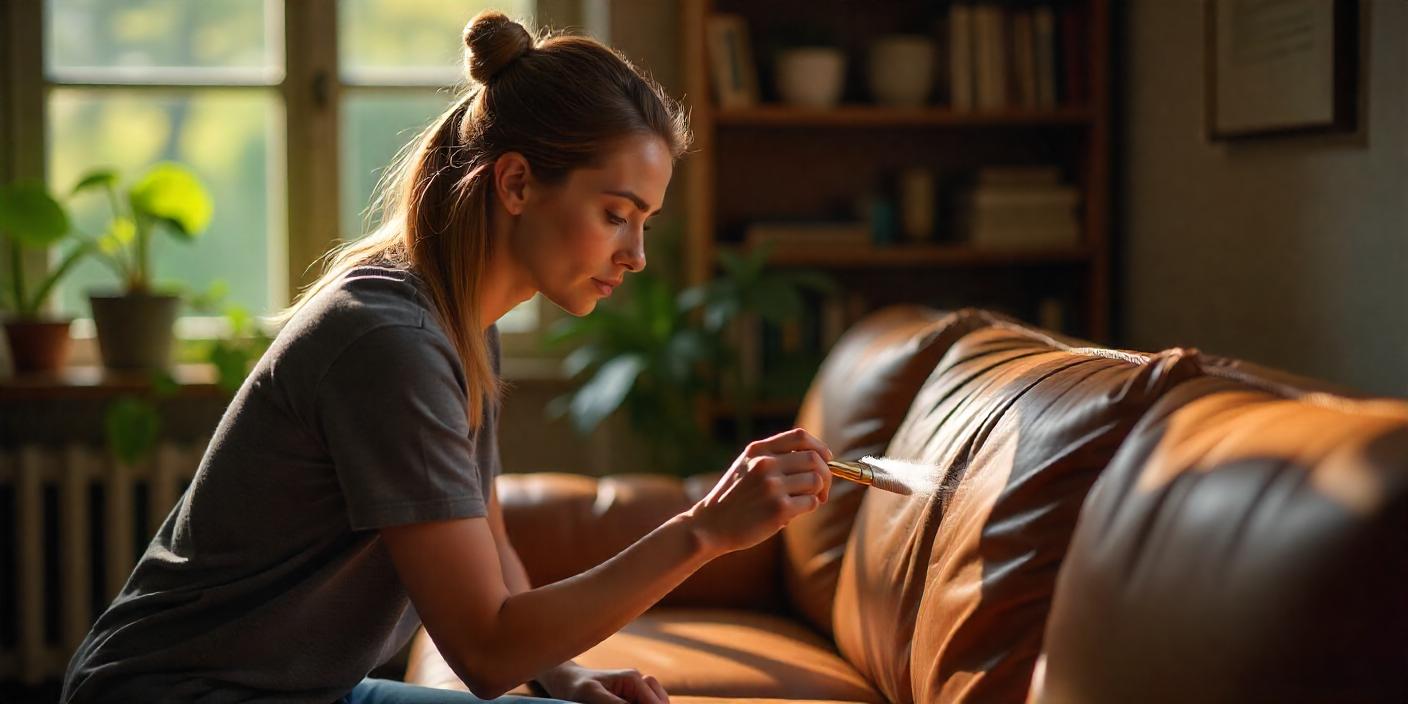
[776,47,846,108]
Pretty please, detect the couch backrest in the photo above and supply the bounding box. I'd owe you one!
[831,322,1202,703]
[786,306,1002,636]
[1033,367,1408,703]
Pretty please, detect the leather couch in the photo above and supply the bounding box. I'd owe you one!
[400,306,1408,703]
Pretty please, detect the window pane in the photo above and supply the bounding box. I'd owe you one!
[340,90,454,236]
[46,0,281,80]
[48,89,285,317]
[340,89,538,332]
[338,0,530,83]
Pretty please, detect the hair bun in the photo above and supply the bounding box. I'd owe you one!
[463,11,533,84]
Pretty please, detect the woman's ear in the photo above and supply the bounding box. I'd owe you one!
[492,151,534,216]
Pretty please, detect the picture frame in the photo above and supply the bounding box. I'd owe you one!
[704,13,760,110]
[1205,0,1359,140]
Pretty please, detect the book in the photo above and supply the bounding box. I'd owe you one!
[1033,5,1058,109]
[705,14,759,109]
[1012,10,1038,109]
[949,2,976,111]
[974,4,1008,110]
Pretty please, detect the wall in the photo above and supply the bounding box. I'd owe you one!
[1119,0,1408,396]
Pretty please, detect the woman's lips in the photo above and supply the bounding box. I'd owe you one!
[592,278,615,296]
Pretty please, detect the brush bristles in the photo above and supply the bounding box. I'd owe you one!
[865,467,913,495]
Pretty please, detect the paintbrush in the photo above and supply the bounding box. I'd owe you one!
[826,457,915,495]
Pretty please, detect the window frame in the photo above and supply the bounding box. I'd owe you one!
[1,0,588,371]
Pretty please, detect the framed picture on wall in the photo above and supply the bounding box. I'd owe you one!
[1205,0,1359,140]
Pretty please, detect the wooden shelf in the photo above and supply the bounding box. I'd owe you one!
[717,243,1094,268]
[0,363,222,401]
[715,104,1094,128]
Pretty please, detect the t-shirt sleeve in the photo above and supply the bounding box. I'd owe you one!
[315,323,488,530]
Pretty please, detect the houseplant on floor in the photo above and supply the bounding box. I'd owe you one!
[71,162,212,370]
[0,178,92,373]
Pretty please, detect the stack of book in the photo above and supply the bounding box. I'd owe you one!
[742,221,871,251]
[955,166,1081,250]
[947,1,1087,111]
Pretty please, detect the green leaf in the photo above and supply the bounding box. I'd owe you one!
[225,305,252,336]
[0,180,69,248]
[103,217,136,248]
[149,370,181,397]
[748,279,804,323]
[676,284,709,312]
[27,239,95,314]
[569,354,646,434]
[209,342,252,393]
[562,343,605,378]
[781,269,839,294]
[129,163,213,239]
[186,279,229,315]
[71,168,119,196]
[104,396,161,466]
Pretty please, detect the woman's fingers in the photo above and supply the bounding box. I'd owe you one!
[781,468,823,495]
[776,450,832,501]
[749,427,833,463]
[632,671,664,704]
[781,493,821,519]
[644,674,670,704]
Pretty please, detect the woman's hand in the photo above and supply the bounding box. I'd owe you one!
[685,427,834,556]
[538,663,671,704]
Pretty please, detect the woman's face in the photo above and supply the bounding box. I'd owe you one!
[507,133,673,317]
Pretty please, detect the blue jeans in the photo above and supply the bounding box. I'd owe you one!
[339,677,577,704]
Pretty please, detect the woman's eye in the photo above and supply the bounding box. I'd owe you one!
[606,212,627,226]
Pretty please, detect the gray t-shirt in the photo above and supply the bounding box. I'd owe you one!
[61,264,502,703]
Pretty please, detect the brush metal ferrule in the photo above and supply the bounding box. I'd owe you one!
[827,459,874,486]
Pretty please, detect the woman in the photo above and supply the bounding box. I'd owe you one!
[60,11,835,704]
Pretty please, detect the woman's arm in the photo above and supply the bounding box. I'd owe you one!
[380,428,833,699]
[485,482,590,695]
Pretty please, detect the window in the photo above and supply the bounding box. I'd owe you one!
[16,0,554,355]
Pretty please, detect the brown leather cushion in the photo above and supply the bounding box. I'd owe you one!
[404,609,883,702]
[1035,375,1408,703]
[497,472,781,610]
[832,324,1201,703]
[786,306,1003,636]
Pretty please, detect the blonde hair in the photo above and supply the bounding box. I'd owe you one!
[276,10,692,430]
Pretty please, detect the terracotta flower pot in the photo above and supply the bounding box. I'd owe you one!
[3,318,74,374]
[88,291,180,371]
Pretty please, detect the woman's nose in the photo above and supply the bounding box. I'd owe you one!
[616,233,646,272]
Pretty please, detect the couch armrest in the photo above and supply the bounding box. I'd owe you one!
[494,471,783,611]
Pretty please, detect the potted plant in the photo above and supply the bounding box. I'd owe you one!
[0,178,91,373]
[542,271,726,475]
[542,244,837,475]
[71,162,212,370]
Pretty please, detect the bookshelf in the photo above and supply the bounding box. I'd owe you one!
[680,0,1111,424]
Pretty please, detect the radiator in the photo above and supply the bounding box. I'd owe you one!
[0,439,206,684]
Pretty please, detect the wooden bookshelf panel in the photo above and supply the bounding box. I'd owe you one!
[682,0,1111,428]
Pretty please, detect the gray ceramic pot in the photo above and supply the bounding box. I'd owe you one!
[88,291,180,371]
